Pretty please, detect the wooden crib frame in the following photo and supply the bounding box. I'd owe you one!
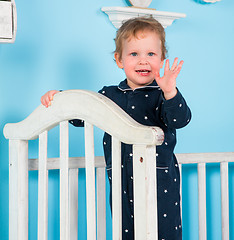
[3,90,233,240]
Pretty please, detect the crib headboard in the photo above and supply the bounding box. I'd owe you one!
[4,90,234,240]
[3,90,164,240]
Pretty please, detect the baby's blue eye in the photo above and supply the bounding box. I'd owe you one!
[148,52,155,56]
[131,52,137,56]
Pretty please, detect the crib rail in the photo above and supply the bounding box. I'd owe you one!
[27,152,234,240]
[3,90,163,145]
[4,90,164,240]
[176,152,234,240]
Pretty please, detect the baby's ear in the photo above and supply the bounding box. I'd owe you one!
[114,52,124,69]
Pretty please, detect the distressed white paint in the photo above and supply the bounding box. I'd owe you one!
[176,152,234,239]
[0,1,12,38]
[3,90,164,146]
[133,145,147,240]
[176,152,234,164]
[0,0,17,42]
[69,169,78,240]
[9,140,28,240]
[28,152,234,170]
[112,137,122,240]
[38,131,48,240]
[97,167,106,240]
[145,146,157,240]
[60,121,69,240]
[198,163,207,240]
[85,122,96,240]
[220,162,229,240]
[133,145,157,240]
[28,156,106,171]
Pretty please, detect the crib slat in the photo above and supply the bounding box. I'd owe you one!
[145,146,157,240]
[220,162,229,240]
[133,145,147,240]
[112,137,122,240]
[69,169,78,240]
[38,131,48,240]
[198,163,207,240]
[9,140,28,240]
[133,145,157,240]
[85,122,96,240]
[60,121,69,240]
[97,167,106,240]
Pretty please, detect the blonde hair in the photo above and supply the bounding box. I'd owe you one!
[115,17,167,60]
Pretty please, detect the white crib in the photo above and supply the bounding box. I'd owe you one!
[3,90,233,240]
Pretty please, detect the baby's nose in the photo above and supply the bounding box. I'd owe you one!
[139,58,148,64]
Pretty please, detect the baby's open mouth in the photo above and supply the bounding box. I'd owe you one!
[136,70,151,73]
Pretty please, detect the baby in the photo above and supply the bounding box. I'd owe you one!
[41,17,191,240]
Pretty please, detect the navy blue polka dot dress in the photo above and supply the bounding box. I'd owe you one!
[98,79,191,240]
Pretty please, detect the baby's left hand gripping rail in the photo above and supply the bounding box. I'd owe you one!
[4,90,164,240]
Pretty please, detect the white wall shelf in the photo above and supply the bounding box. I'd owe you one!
[101,6,186,29]
[0,0,17,43]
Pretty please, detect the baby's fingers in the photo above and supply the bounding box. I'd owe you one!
[41,94,50,108]
[46,95,52,106]
[174,60,184,74]
[41,90,56,107]
[171,58,179,71]
[48,91,56,101]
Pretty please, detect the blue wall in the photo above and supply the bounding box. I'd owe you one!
[1,0,234,239]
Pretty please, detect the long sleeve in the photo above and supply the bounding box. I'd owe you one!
[160,89,191,129]
[69,119,84,127]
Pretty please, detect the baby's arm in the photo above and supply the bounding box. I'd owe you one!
[41,90,59,108]
[160,90,191,129]
[155,58,191,128]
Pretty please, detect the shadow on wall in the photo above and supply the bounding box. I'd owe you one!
[123,0,132,7]
[193,0,218,4]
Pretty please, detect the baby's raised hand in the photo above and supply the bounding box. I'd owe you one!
[41,90,59,108]
[155,58,184,100]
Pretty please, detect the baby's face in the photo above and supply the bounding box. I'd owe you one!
[115,30,164,90]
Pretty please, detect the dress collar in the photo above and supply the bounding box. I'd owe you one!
[118,79,160,91]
